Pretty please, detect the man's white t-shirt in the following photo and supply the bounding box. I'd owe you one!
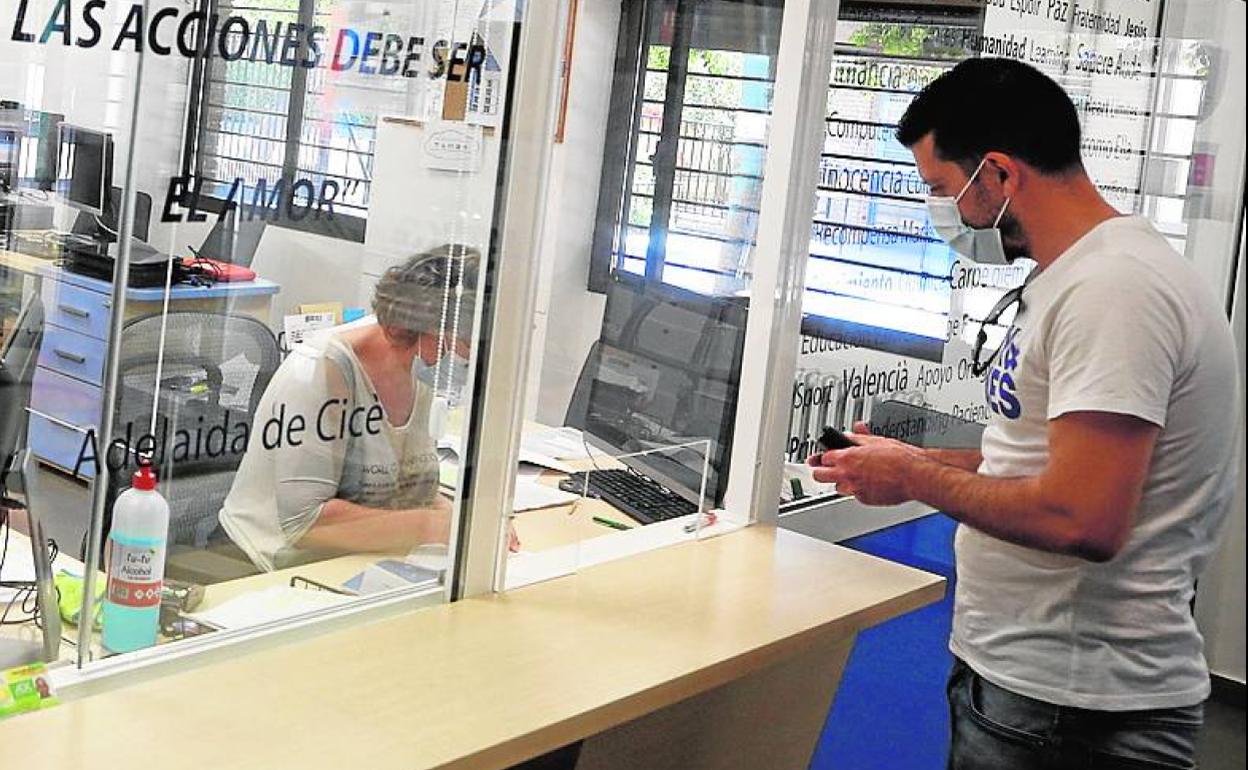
[219,330,441,571]
[951,215,1240,711]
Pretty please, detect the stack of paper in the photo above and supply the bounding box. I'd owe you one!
[512,481,578,512]
[187,586,351,630]
[522,427,592,460]
[0,541,37,605]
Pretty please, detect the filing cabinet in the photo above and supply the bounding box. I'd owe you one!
[26,265,279,478]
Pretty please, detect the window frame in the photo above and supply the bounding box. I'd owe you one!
[590,0,775,294]
[180,0,368,244]
[588,0,649,293]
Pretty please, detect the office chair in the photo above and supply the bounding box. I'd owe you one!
[72,187,153,242]
[105,311,280,581]
[0,295,43,481]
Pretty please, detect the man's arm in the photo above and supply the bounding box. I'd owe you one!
[813,411,1159,562]
[838,422,982,471]
[924,447,983,471]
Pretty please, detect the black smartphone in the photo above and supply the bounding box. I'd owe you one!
[818,426,856,451]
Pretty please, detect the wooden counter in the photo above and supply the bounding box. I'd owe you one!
[0,527,943,770]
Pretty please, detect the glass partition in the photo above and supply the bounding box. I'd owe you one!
[780,0,1246,520]
[1,0,540,673]
[503,0,786,587]
[4,0,1237,687]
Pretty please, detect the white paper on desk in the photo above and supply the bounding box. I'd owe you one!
[517,450,574,475]
[521,427,591,461]
[516,465,544,482]
[187,586,351,630]
[0,538,37,604]
[439,430,575,473]
[0,542,37,584]
[512,481,578,512]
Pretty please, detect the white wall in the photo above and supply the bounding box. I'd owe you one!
[1195,218,1246,685]
[363,117,503,302]
[0,0,190,239]
[527,0,618,425]
[1171,0,1247,687]
[1168,0,1247,304]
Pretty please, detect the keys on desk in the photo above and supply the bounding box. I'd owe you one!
[559,469,699,525]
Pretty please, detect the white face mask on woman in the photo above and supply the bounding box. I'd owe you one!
[414,350,471,401]
[925,157,1012,265]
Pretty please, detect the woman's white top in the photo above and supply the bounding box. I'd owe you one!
[219,330,440,571]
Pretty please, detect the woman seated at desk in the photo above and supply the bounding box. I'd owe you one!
[218,246,476,572]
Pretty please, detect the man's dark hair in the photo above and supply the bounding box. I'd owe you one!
[896,58,1083,174]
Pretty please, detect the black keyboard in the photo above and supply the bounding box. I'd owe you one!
[559,469,699,525]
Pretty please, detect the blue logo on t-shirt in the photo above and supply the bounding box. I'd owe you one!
[985,327,1022,420]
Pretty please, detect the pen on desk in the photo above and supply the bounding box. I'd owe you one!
[683,512,718,533]
[592,515,630,531]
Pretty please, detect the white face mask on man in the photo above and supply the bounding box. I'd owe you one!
[925,157,1012,265]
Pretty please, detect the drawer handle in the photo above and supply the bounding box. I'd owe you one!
[24,408,92,434]
[58,303,91,319]
[53,348,88,364]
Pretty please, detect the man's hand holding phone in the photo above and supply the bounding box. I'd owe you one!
[807,422,928,505]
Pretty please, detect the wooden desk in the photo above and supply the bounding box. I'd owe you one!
[0,527,943,770]
[0,248,54,276]
[0,527,395,666]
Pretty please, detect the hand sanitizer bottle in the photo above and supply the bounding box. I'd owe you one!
[102,465,170,653]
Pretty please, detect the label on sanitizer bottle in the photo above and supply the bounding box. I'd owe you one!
[106,538,166,609]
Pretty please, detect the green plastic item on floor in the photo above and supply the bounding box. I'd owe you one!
[53,572,103,630]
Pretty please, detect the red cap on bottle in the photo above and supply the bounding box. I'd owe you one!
[132,465,157,491]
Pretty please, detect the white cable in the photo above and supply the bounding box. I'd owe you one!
[447,239,466,398]
[146,254,177,463]
[435,241,455,395]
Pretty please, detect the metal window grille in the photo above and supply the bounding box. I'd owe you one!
[184,0,373,237]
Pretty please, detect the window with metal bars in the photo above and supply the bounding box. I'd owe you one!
[800,3,985,362]
[803,0,1178,362]
[589,0,783,296]
[183,0,374,242]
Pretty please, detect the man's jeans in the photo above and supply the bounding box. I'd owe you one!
[947,658,1204,769]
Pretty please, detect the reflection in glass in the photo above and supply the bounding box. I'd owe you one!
[219,246,477,572]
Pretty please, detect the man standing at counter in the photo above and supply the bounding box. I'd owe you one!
[809,58,1239,770]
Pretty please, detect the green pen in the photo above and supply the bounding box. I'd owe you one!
[592,515,630,531]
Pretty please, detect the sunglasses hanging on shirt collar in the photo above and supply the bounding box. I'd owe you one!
[970,285,1025,377]
[926,157,1013,266]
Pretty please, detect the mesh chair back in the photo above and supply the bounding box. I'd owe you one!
[108,311,279,547]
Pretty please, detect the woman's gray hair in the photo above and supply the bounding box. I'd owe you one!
[372,244,481,341]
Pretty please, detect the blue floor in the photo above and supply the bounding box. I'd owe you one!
[809,514,959,770]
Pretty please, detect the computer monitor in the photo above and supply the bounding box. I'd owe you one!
[56,123,113,216]
[0,127,21,193]
[198,203,267,268]
[565,274,748,507]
